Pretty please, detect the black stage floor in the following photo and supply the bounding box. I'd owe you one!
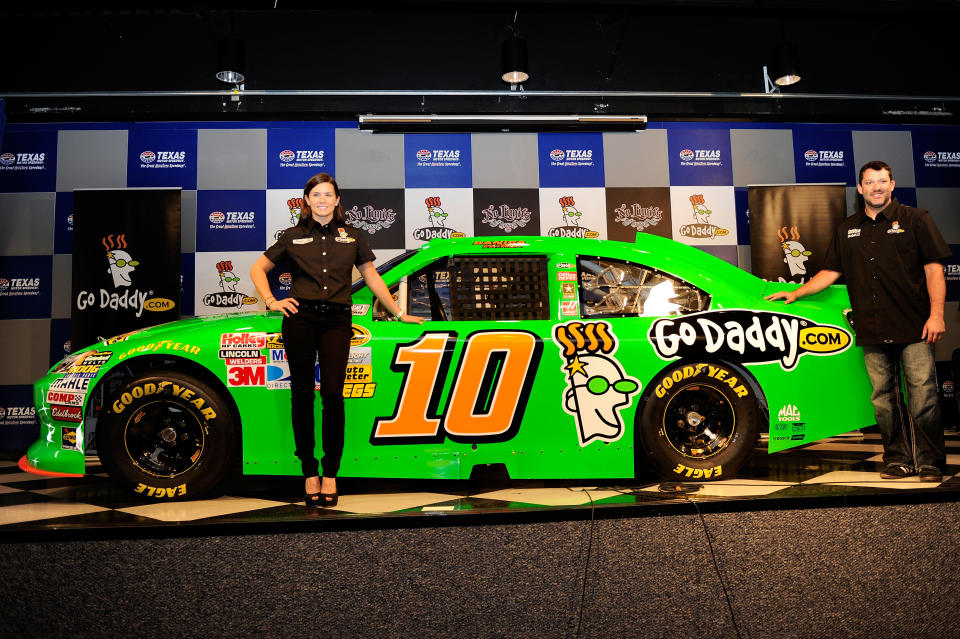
[2,430,959,538]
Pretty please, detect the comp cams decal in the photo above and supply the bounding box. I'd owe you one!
[555,321,639,446]
[648,310,852,371]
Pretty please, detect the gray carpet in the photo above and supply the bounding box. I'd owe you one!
[1,502,958,638]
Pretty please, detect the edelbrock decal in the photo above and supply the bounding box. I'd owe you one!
[648,310,851,371]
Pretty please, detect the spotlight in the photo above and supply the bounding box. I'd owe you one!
[216,36,246,85]
[501,36,529,85]
[763,42,800,93]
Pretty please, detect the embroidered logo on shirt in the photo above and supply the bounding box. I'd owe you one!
[887,220,904,234]
[292,237,314,245]
[847,229,861,238]
[335,227,356,244]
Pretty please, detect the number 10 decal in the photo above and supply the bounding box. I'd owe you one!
[372,330,543,444]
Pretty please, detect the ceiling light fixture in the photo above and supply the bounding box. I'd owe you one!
[216,36,246,86]
[358,114,647,133]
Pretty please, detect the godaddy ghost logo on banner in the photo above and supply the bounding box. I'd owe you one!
[412,196,465,241]
[75,234,161,318]
[547,196,600,239]
[679,194,729,240]
[555,320,639,446]
[202,260,258,309]
[287,197,303,226]
[104,234,139,288]
[778,226,812,284]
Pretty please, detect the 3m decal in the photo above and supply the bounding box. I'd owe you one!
[372,330,542,443]
[649,309,852,371]
[555,321,639,446]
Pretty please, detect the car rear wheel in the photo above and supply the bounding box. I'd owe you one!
[97,371,236,500]
[638,361,758,481]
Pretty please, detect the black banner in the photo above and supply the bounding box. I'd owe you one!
[748,184,846,284]
[71,189,181,350]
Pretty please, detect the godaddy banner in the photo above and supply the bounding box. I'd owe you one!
[71,189,181,350]
[748,184,846,285]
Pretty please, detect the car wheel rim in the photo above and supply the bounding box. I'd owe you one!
[123,401,205,478]
[662,384,735,460]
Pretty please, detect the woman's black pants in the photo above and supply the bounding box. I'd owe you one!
[281,308,352,478]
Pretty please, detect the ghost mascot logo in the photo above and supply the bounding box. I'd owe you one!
[547,196,600,239]
[75,234,160,318]
[287,197,303,226]
[555,320,640,446]
[202,260,258,309]
[777,226,812,284]
[679,194,729,240]
[413,196,464,241]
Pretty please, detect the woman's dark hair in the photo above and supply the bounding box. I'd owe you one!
[298,172,344,229]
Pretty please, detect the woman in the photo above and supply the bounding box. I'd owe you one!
[250,173,422,507]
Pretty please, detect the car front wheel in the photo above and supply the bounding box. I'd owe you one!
[638,361,759,481]
[97,371,237,500]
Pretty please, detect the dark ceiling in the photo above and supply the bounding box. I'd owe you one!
[2,1,958,123]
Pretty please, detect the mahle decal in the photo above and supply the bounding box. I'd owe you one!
[649,310,852,371]
[555,321,639,446]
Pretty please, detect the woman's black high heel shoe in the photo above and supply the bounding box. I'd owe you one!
[318,491,338,507]
[304,491,323,507]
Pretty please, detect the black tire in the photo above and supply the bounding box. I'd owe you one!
[638,361,759,481]
[98,371,237,500]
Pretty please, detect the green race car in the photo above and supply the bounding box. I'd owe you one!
[22,234,875,499]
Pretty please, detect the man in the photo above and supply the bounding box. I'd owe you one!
[766,160,950,482]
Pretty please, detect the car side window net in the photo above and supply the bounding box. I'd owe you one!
[578,257,710,318]
[448,255,550,321]
[375,255,549,321]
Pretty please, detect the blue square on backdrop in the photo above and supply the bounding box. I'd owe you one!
[0,130,57,192]
[910,127,960,188]
[180,252,195,316]
[50,318,72,362]
[195,190,266,252]
[0,385,40,451]
[0,255,52,319]
[268,127,336,189]
[538,133,605,188]
[404,134,473,188]
[54,191,74,254]
[127,127,197,189]
[793,127,855,185]
[666,129,732,186]
[734,187,750,246]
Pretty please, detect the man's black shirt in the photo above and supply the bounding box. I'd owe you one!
[264,221,376,306]
[821,197,950,346]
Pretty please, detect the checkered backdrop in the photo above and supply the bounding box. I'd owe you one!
[2,120,960,447]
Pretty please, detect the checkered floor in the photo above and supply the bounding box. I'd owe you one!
[2,431,958,533]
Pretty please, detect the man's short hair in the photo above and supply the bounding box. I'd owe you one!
[858,160,894,184]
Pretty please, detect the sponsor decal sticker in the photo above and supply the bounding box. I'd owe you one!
[52,405,84,423]
[61,426,81,450]
[472,240,530,249]
[778,404,801,421]
[649,309,852,371]
[555,321,640,446]
[118,341,201,361]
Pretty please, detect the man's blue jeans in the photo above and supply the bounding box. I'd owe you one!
[862,341,946,470]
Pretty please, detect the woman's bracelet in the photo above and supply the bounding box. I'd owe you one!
[393,310,403,321]
[265,296,276,309]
